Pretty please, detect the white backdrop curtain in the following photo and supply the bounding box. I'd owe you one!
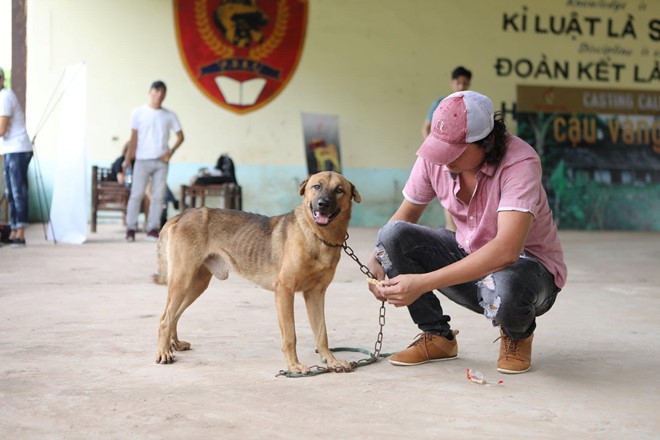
[47,62,87,244]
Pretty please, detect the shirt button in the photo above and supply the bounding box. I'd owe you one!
[469,215,474,220]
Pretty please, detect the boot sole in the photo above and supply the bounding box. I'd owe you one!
[389,355,458,366]
[497,365,530,374]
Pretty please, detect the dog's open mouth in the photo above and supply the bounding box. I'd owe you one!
[310,204,340,226]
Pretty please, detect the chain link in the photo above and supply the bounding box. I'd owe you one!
[276,233,389,377]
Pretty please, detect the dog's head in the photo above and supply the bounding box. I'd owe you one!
[214,0,268,48]
[299,172,361,227]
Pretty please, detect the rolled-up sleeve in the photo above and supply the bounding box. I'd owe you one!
[403,157,437,205]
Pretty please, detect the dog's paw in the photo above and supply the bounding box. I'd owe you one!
[171,340,191,351]
[325,358,354,373]
[155,351,175,364]
[287,362,310,375]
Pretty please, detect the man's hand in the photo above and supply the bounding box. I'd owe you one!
[0,115,9,137]
[160,150,174,163]
[366,253,387,301]
[377,274,428,307]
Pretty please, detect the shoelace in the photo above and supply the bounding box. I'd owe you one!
[409,332,433,359]
[494,334,519,359]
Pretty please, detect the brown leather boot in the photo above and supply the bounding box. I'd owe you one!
[389,330,459,366]
[497,329,533,374]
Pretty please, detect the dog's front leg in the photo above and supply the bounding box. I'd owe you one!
[303,288,353,372]
[274,287,308,374]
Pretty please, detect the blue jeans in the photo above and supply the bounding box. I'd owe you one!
[375,221,560,341]
[3,152,33,229]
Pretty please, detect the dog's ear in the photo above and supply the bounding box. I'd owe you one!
[350,183,361,203]
[299,177,310,196]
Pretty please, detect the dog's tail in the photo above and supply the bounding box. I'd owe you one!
[153,215,182,285]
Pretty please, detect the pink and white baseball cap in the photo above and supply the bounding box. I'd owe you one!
[417,90,494,165]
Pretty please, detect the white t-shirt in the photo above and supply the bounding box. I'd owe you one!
[0,88,32,154]
[130,104,182,160]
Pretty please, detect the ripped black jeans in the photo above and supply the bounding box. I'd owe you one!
[375,222,560,341]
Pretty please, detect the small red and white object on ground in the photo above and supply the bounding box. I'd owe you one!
[466,368,504,386]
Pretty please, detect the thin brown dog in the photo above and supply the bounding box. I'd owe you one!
[154,171,361,374]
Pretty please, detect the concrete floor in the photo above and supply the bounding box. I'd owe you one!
[0,223,658,439]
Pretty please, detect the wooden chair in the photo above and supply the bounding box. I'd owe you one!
[90,165,130,232]
[179,183,242,213]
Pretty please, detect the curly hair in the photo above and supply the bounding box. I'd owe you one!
[475,112,508,164]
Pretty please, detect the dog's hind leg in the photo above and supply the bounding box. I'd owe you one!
[303,288,353,372]
[156,287,182,364]
[156,266,213,364]
[171,265,213,351]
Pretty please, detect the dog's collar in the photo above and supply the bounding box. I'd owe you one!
[312,231,345,248]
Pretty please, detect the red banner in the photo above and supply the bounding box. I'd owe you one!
[174,0,308,114]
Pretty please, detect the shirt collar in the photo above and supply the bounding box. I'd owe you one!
[480,162,497,177]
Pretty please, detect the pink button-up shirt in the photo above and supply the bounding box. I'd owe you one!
[403,135,567,288]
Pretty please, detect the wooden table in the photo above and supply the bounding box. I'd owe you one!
[179,183,242,213]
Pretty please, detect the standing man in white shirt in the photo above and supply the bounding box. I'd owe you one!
[0,67,33,247]
[124,80,184,242]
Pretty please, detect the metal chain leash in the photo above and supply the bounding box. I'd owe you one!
[277,233,390,378]
[341,235,387,362]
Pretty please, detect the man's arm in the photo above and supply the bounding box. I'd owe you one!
[387,198,427,224]
[123,129,138,171]
[378,210,534,307]
[0,116,9,137]
[421,99,439,139]
[367,199,428,299]
[161,130,184,163]
[171,130,184,153]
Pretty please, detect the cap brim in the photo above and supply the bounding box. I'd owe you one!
[416,132,468,166]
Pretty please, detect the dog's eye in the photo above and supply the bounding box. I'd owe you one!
[335,187,344,194]
[312,184,321,190]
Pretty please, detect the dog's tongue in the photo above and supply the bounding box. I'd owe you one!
[315,212,330,225]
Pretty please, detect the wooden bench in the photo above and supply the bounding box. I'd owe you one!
[179,183,242,213]
[90,165,130,232]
